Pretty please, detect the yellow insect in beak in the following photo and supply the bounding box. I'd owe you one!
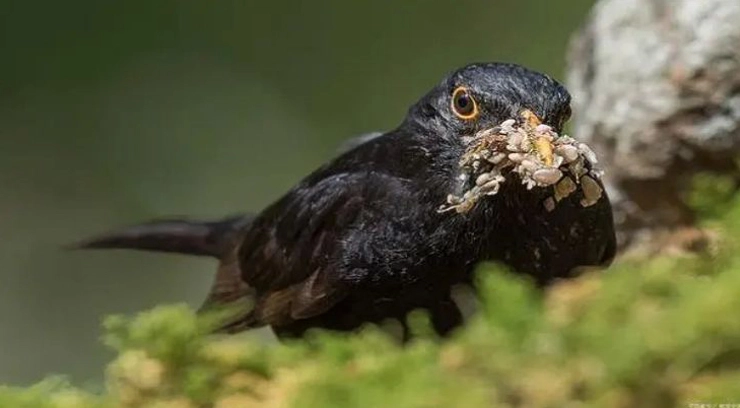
[534,136,554,166]
[521,109,554,166]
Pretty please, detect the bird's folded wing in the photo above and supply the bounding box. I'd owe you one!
[238,170,408,324]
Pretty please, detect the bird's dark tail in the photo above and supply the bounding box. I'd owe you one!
[72,214,260,333]
[71,215,252,258]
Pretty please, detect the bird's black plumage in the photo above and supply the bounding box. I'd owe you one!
[76,63,616,338]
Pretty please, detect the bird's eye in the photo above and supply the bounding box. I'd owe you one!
[451,87,478,120]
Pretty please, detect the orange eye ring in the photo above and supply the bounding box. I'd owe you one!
[451,86,479,120]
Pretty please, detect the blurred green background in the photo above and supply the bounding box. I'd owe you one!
[0,0,594,385]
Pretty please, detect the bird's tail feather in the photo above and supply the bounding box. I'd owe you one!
[71,215,252,258]
[72,214,262,333]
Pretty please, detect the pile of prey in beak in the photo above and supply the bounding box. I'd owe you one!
[440,110,604,214]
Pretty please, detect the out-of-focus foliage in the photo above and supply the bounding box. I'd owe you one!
[3,177,740,407]
[688,173,738,221]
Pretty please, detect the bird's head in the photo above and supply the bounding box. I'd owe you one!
[404,63,572,141]
[402,62,602,215]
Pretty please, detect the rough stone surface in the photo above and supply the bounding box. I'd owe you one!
[567,0,740,249]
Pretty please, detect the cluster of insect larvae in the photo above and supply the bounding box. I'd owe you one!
[440,111,604,214]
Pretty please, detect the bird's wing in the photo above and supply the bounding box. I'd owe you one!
[238,169,412,325]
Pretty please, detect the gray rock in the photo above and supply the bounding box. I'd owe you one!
[567,0,740,248]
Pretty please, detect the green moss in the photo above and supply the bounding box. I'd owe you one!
[688,173,737,220]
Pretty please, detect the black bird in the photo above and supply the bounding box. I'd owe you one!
[76,63,616,338]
